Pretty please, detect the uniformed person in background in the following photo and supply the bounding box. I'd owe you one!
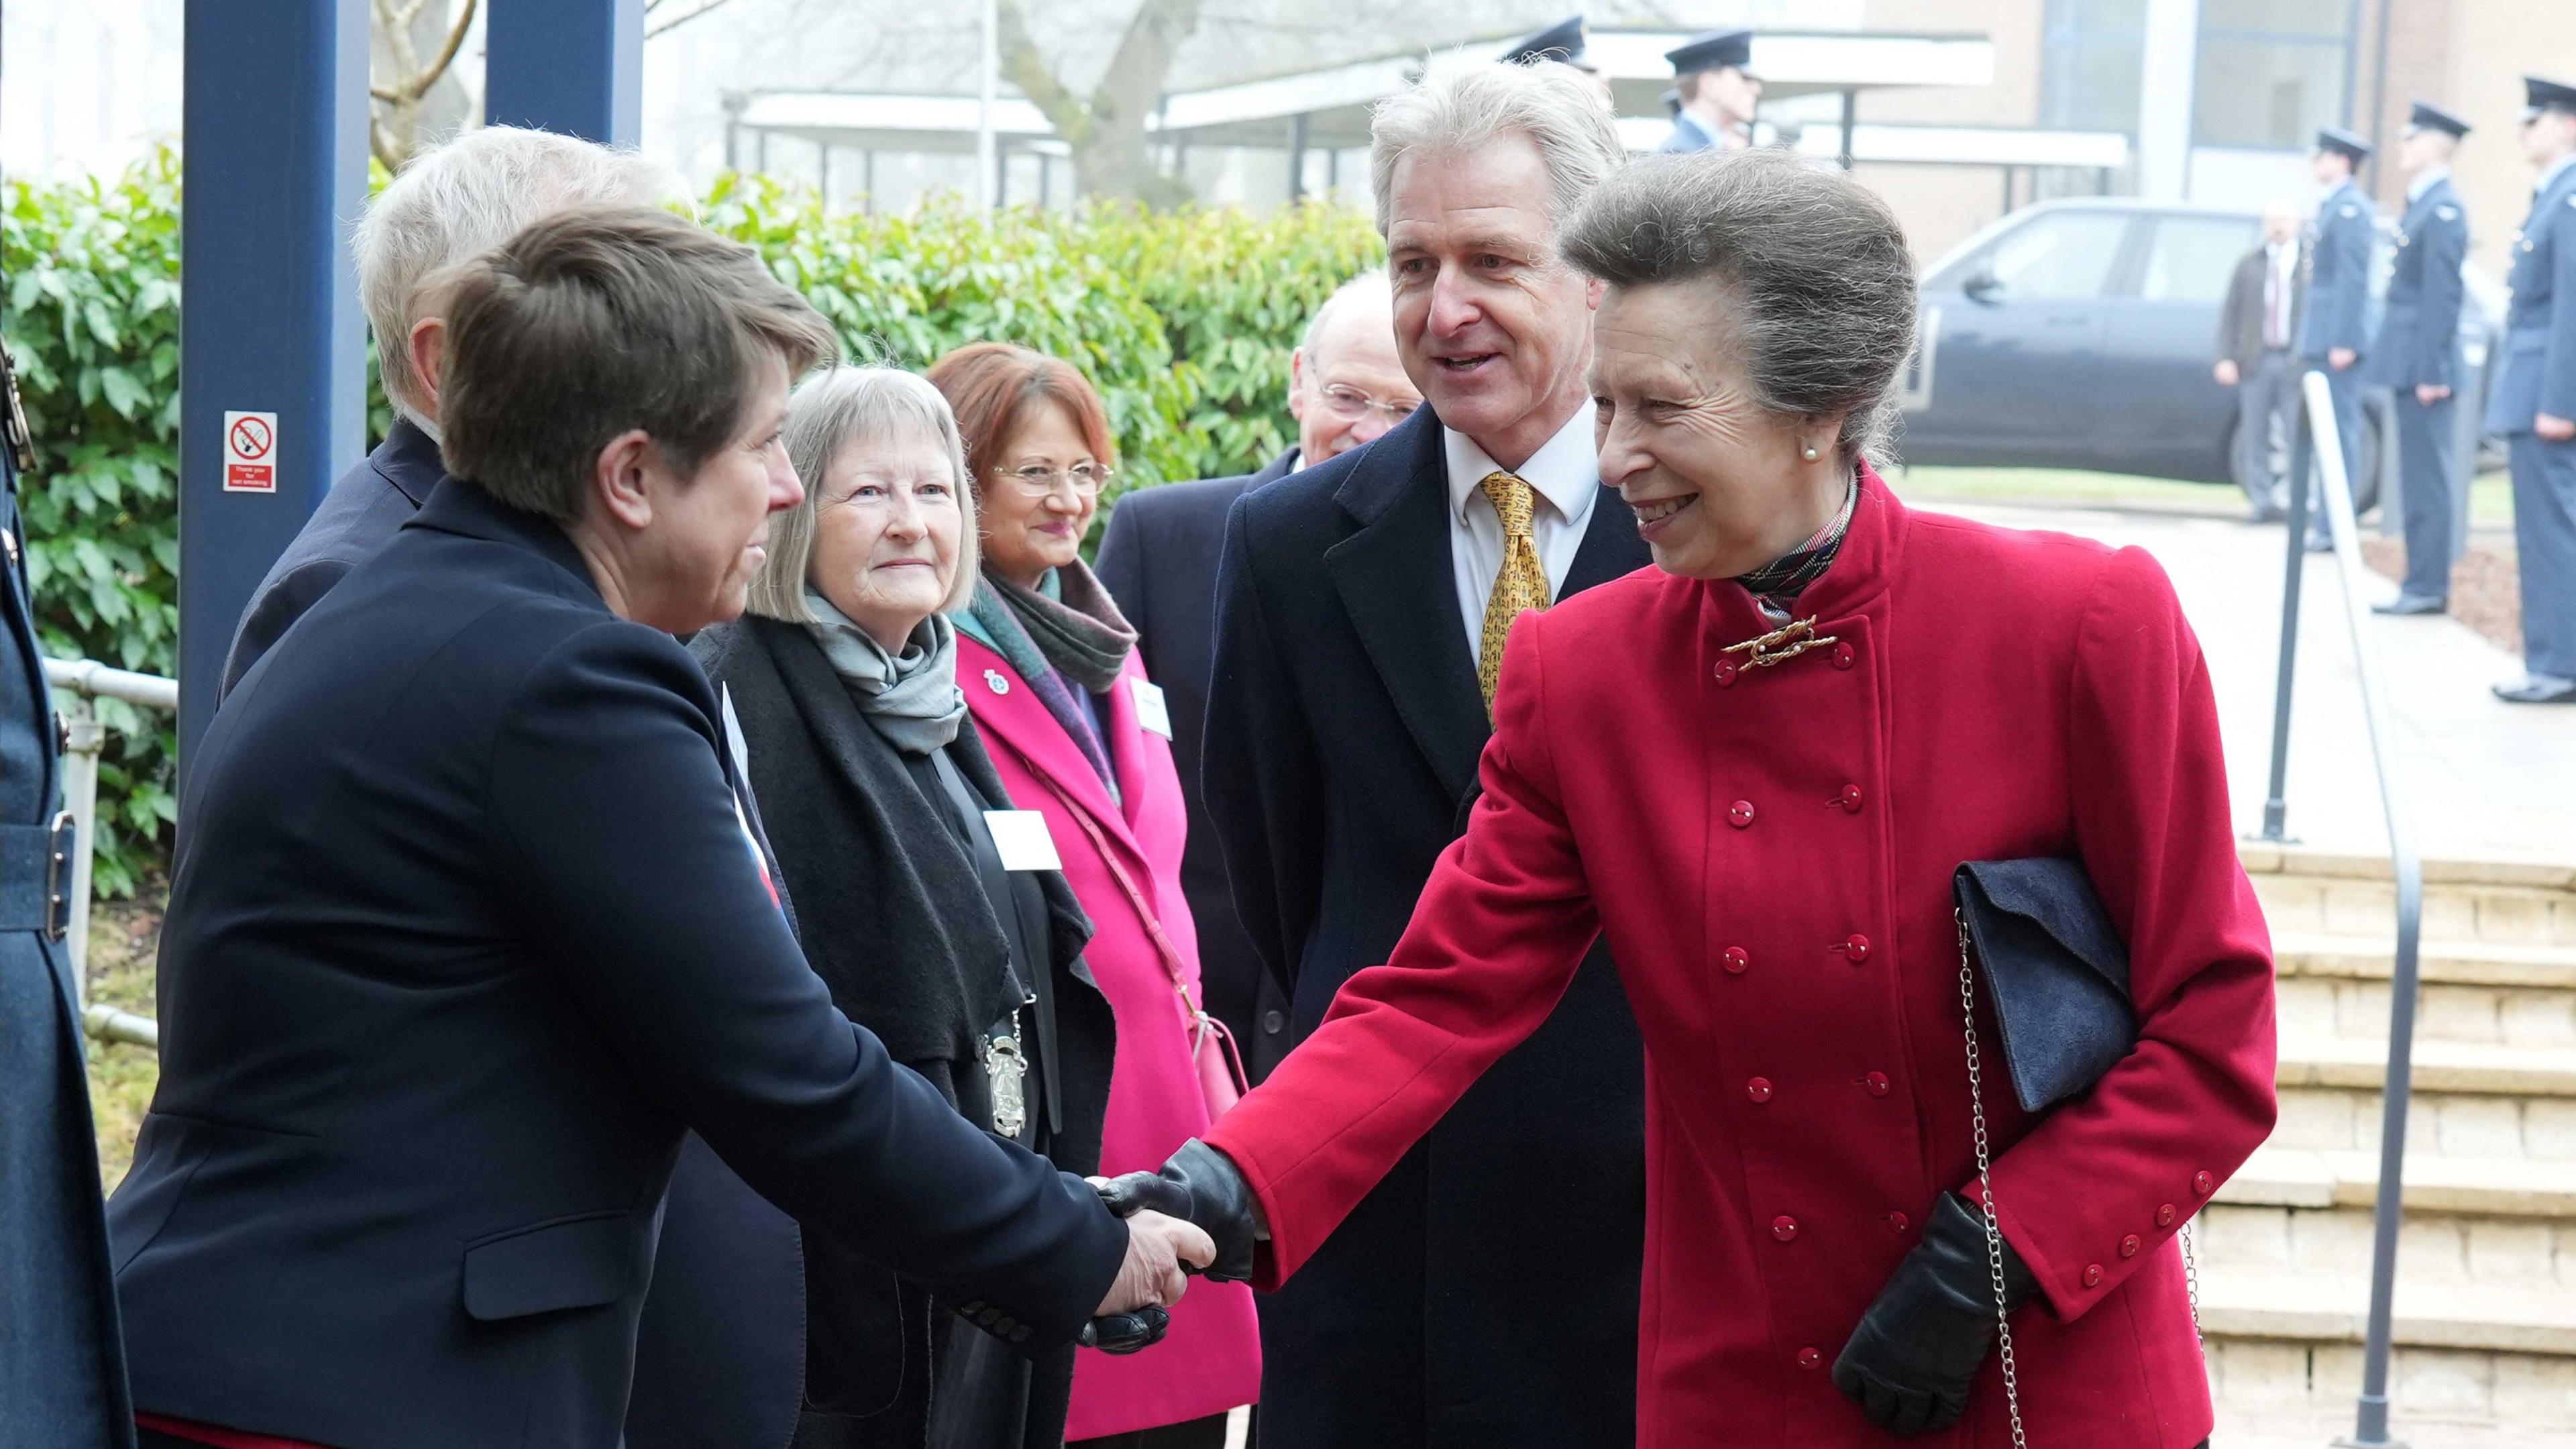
[2371,103,2474,616]
[0,347,135,1446]
[2487,76,2576,704]
[1660,30,1756,154]
[1505,15,1614,110]
[2293,126,2380,553]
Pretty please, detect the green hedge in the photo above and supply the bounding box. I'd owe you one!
[1,149,1385,893]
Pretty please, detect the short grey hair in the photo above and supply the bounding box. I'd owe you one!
[1560,149,1919,465]
[1298,270,1395,356]
[1368,56,1625,237]
[747,366,979,625]
[356,125,685,423]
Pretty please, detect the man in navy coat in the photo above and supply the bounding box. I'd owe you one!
[1094,272,1417,1082]
[1201,60,1647,1448]
[2372,103,2475,616]
[2296,126,2381,552]
[2488,76,2576,703]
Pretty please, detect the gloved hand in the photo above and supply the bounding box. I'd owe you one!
[1831,1192,2040,1437]
[1078,1306,1170,1354]
[1093,1138,1260,1283]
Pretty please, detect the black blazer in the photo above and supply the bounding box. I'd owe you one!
[219,417,445,700]
[2217,242,2307,371]
[109,478,1128,1449]
[1093,447,1297,1079]
[632,614,1117,1449]
[1202,407,1648,1449]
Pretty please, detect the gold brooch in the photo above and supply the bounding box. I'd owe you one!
[1722,616,1838,671]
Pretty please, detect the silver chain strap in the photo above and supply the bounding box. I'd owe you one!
[1956,910,2207,1449]
[1957,910,2029,1449]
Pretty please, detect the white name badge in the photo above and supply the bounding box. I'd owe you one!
[1130,677,1174,739]
[984,810,1064,872]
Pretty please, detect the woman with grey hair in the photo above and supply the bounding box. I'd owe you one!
[658,366,1118,1449]
[1110,149,2277,1449]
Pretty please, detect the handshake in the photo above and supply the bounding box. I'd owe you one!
[1078,1141,1264,1354]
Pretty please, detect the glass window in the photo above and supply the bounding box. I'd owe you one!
[2139,215,2262,302]
[2194,0,2350,150]
[1980,211,2133,301]
[2039,0,2149,133]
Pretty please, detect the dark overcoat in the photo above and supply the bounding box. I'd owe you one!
[627,614,1116,1449]
[0,358,135,1448]
[1093,446,1297,1079]
[1201,406,1648,1448]
[109,478,1126,1449]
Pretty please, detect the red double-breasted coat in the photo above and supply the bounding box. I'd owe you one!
[1206,468,2277,1448]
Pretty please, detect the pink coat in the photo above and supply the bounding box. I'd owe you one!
[958,633,1262,1438]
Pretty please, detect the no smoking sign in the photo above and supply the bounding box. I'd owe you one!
[223,410,278,493]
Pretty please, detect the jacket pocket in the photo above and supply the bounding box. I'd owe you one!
[109,1113,222,1274]
[460,1209,640,1321]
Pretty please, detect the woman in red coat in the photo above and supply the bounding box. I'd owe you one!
[1108,151,2277,1448]
[928,343,1263,1447]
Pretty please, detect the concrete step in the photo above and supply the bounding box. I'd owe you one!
[2273,961,2576,1051]
[2273,1085,2576,1161]
[2277,1036,2576,1099]
[2218,1146,2576,1220]
[2242,845,2576,949]
[2202,1149,2576,1298]
[2207,1338,2576,1440]
[2275,932,2576,991]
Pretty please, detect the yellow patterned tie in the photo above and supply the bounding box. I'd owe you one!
[1478,470,1552,710]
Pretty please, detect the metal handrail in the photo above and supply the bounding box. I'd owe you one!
[45,655,176,1051]
[2263,373,2424,1448]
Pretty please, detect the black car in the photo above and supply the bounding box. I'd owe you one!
[1898,198,2502,502]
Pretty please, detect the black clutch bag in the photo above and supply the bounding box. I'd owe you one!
[1953,857,2138,1114]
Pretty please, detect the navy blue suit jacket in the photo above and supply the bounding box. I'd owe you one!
[2371,176,2469,391]
[110,478,1126,1449]
[2300,178,2379,361]
[2487,161,2576,434]
[220,417,445,700]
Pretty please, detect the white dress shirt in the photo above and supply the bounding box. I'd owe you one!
[1442,407,1601,669]
[2408,165,2449,203]
[2263,239,2297,350]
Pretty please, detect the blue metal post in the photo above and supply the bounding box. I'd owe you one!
[486,0,645,144]
[177,0,370,770]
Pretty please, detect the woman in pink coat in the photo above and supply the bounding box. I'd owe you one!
[928,343,1260,1448]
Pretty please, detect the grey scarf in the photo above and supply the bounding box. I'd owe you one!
[804,588,969,755]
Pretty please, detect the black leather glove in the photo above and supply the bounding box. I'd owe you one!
[1831,1192,2040,1438]
[1078,1305,1170,1355]
[1093,1138,1258,1283]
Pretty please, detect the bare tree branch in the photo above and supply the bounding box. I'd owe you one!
[996,0,1091,146]
[645,0,741,40]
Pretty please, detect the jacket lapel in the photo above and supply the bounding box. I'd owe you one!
[1323,409,1490,802]
[960,635,1154,870]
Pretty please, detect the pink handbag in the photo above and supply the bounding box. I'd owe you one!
[998,743,1250,1122]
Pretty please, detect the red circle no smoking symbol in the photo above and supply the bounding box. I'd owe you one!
[229,416,274,460]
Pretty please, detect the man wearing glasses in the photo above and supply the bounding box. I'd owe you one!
[1095,272,1419,1083]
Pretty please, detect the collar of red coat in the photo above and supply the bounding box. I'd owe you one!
[1697,458,1907,646]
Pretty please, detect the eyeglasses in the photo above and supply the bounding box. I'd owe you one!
[993,462,1114,496]
[1316,383,1420,425]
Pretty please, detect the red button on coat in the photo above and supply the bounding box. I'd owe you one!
[2193,1170,2216,1196]
[1862,1071,1891,1097]
[1771,1216,1799,1242]
[2083,1264,2104,1287]
[1729,800,1756,828]
[1722,947,1750,975]
[1746,1077,1774,1104]
[1714,660,1739,687]
[2120,1234,2141,1258]
[1888,1212,1911,1234]
[1796,1347,1823,1370]
[1840,933,1871,963]
[1837,784,1864,813]
[1832,643,1855,670]
[2157,1203,2178,1228]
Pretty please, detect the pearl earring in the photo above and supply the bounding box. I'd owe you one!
[1801,443,1821,462]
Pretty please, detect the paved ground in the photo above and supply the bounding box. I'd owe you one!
[1923,496,2576,865]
